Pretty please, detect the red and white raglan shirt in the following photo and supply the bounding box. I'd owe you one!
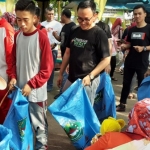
[12,29,53,102]
[0,18,14,82]
[0,18,14,123]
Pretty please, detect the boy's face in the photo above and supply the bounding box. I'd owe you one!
[16,10,36,33]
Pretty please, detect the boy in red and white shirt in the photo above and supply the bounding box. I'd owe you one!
[0,17,14,124]
[9,0,53,149]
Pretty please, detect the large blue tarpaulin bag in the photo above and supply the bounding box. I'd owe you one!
[0,125,12,150]
[48,79,100,150]
[94,72,116,122]
[3,86,33,150]
[137,76,150,101]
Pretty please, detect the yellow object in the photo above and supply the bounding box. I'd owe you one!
[94,0,107,20]
[100,117,125,135]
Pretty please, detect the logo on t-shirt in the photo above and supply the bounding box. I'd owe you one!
[131,32,146,40]
[73,37,88,48]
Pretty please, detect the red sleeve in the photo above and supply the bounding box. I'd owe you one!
[41,28,48,36]
[4,23,15,79]
[27,30,53,88]
[10,31,20,79]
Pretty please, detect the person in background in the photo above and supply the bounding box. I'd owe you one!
[9,0,53,149]
[2,12,19,32]
[110,34,118,81]
[41,7,62,92]
[111,18,123,40]
[57,0,110,106]
[95,3,112,74]
[116,5,150,112]
[0,14,15,124]
[34,7,47,35]
[53,8,76,99]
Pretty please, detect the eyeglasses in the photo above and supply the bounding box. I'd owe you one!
[77,16,93,23]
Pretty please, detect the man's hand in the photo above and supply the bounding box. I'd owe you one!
[144,69,150,78]
[57,74,63,88]
[105,64,111,74]
[82,75,91,86]
[22,84,32,96]
[52,31,57,38]
[8,78,17,90]
[133,46,143,53]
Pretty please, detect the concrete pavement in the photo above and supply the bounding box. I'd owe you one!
[47,68,138,149]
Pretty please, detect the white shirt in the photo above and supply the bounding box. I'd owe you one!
[41,20,62,50]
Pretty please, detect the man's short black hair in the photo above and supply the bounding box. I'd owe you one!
[62,9,71,18]
[15,0,36,14]
[35,7,41,17]
[45,7,53,13]
[133,5,146,13]
[77,0,96,14]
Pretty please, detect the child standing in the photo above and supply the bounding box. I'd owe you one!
[9,0,53,149]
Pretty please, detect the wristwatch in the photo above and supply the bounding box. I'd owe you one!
[143,46,147,51]
[89,74,94,81]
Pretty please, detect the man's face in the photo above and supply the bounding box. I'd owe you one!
[133,8,146,24]
[77,8,96,30]
[61,14,65,23]
[16,11,36,33]
[45,10,54,22]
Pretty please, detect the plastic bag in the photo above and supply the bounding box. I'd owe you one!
[137,76,150,101]
[3,86,33,150]
[94,72,116,122]
[0,125,12,150]
[48,79,100,150]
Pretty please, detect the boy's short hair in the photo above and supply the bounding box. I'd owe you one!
[15,0,36,15]
[61,9,71,18]
[35,7,41,17]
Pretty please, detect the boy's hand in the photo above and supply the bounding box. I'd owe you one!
[133,46,143,53]
[22,84,32,96]
[8,78,17,90]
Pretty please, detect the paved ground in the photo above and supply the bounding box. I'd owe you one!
[47,67,138,150]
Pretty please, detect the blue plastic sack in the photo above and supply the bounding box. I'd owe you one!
[0,125,12,150]
[3,87,33,150]
[94,72,116,122]
[137,76,150,101]
[48,79,100,150]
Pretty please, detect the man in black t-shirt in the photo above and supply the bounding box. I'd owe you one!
[53,9,76,98]
[57,1,110,105]
[116,5,150,112]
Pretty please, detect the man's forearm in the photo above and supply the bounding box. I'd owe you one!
[59,48,70,75]
[90,56,111,77]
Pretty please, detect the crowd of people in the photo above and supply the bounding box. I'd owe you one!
[0,0,150,149]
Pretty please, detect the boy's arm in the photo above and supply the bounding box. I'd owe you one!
[4,26,15,79]
[27,32,53,89]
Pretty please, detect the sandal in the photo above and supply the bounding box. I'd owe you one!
[111,77,118,81]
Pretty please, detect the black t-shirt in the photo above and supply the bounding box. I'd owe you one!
[125,24,150,69]
[67,26,110,82]
[96,21,112,38]
[60,22,76,57]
